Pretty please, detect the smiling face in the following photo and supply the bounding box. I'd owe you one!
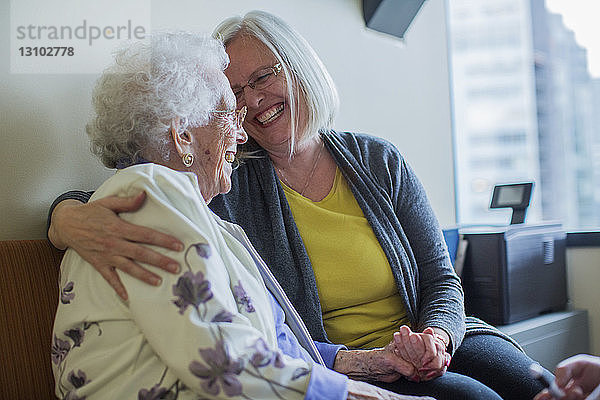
[224,35,308,155]
[184,72,248,202]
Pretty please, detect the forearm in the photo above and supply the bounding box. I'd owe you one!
[395,157,466,352]
[48,199,85,249]
[333,347,417,382]
[334,349,387,381]
[47,190,94,249]
[416,261,466,353]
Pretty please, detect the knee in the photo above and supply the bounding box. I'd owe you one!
[451,334,546,399]
[426,372,503,400]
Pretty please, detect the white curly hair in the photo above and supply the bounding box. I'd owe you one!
[87,31,229,168]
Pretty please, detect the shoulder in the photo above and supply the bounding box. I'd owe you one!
[326,130,406,175]
[328,130,399,152]
[92,163,216,228]
[92,164,201,201]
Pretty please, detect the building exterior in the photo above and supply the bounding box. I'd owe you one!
[593,79,600,215]
[448,0,599,227]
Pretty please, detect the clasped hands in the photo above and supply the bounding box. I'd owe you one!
[392,325,451,382]
[334,325,451,384]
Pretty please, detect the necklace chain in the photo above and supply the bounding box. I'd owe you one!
[275,141,325,197]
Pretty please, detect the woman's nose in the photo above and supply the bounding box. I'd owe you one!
[236,127,248,144]
[241,86,264,109]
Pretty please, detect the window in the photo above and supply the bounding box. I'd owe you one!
[447,0,600,229]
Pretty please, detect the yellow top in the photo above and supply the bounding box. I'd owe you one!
[281,168,409,349]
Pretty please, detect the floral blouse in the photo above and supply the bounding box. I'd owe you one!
[52,164,347,399]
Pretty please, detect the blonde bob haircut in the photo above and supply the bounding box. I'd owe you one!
[213,10,339,155]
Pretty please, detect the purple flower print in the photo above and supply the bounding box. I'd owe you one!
[172,271,213,315]
[193,243,211,259]
[189,339,244,397]
[67,370,90,388]
[250,338,285,369]
[64,328,84,347]
[51,334,71,365]
[138,384,173,400]
[61,281,75,304]
[211,310,234,323]
[233,281,255,313]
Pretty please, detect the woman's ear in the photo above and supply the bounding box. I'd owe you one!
[170,117,193,157]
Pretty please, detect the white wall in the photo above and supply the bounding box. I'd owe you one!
[0,0,455,240]
[566,247,600,355]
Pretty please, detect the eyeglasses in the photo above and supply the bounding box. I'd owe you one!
[211,105,247,136]
[232,63,282,102]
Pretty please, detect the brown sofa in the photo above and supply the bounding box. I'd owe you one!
[0,240,64,399]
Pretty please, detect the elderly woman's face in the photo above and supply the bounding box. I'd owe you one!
[224,35,307,153]
[188,74,247,202]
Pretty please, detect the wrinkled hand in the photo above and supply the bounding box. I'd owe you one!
[534,354,600,400]
[379,341,420,382]
[49,192,183,300]
[393,326,450,382]
[334,345,417,383]
[347,379,436,400]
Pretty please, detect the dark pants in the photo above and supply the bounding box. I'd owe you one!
[373,333,547,400]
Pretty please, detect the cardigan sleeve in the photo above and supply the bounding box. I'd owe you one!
[344,132,466,353]
[392,152,466,353]
[46,190,94,245]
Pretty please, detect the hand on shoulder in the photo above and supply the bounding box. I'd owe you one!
[49,191,183,300]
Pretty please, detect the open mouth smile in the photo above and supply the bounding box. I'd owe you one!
[255,103,284,125]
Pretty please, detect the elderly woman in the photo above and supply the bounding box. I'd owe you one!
[48,12,546,400]
[51,31,429,400]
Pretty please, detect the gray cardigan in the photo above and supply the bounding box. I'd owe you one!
[210,130,467,351]
[50,130,520,353]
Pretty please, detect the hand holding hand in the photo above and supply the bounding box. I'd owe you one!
[393,326,450,381]
[49,193,183,300]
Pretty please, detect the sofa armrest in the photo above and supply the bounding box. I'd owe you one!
[0,240,64,399]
